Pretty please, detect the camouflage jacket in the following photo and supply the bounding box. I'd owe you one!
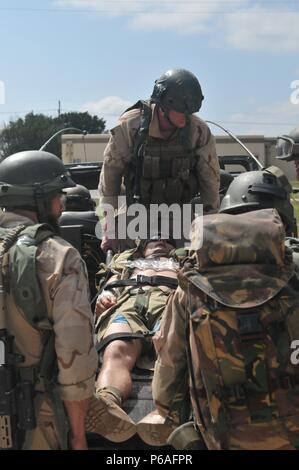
[1,211,98,402]
[152,209,299,449]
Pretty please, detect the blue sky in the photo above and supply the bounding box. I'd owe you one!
[0,0,299,136]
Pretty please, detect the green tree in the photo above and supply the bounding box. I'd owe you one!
[56,112,105,134]
[0,113,56,158]
[0,111,106,159]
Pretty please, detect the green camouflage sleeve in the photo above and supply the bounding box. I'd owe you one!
[152,286,188,422]
[37,237,98,401]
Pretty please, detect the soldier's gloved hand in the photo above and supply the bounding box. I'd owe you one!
[101,235,119,253]
[95,290,117,316]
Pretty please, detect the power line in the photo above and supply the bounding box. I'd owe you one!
[212,120,299,126]
[0,6,298,14]
[1,1,299,5]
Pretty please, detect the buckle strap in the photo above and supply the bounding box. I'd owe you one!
[107,275,178,290]
[237,310,266,343]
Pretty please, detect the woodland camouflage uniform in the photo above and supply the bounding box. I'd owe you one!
[153,209,299,450]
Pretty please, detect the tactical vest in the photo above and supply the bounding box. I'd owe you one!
[181,209,299,450]
[123,101,198,206]
[0,223,69,449]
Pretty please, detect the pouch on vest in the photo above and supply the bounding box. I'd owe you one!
[8,224,54,327]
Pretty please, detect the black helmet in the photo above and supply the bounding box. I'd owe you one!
[150,68,204,114]
[219,168,296,236]
[0,150,75,217]
[63,184,95,212]
[276,126,299,161]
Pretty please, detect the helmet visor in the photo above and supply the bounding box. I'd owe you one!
[276,136,299,161]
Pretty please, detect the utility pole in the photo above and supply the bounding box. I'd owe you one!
[58,100,61,118]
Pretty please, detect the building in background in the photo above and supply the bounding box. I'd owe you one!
[61,133,297,182]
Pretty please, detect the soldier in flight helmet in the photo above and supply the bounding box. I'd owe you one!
[219,168,297,237]
[0,150,97,450]
[98,68,220,253]
[276,126,299,180]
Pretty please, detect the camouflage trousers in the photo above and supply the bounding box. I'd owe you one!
[96,286,173,358]
[22,393,60,450]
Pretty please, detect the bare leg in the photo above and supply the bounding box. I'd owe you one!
[96,323,142,400]
[85,324,141,442]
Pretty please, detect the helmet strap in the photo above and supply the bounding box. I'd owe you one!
[158,106,175,129]
[34,188,60,232]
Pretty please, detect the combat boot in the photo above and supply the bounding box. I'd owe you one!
[136,410,177,447]
[85,387,136,442]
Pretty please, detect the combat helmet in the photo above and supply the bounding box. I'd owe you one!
[219,168,297,236]
[63,184,95,211]
[0,150,75,221]
[150,68,204,114]
[276,126,299,161]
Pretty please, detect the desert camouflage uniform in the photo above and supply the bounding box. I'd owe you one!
[99,104,220,214]
[153,209,299,450]
[1,211,98,450]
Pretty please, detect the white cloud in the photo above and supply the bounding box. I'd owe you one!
[81,95,132,129]
[221,100,299,137]
[223,7,299,52]
[54,0,246,34]
[81,95,132,115]
[54,1,299,52]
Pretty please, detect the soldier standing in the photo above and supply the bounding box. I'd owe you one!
[0,151,97,450]
[99,68,220,252]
